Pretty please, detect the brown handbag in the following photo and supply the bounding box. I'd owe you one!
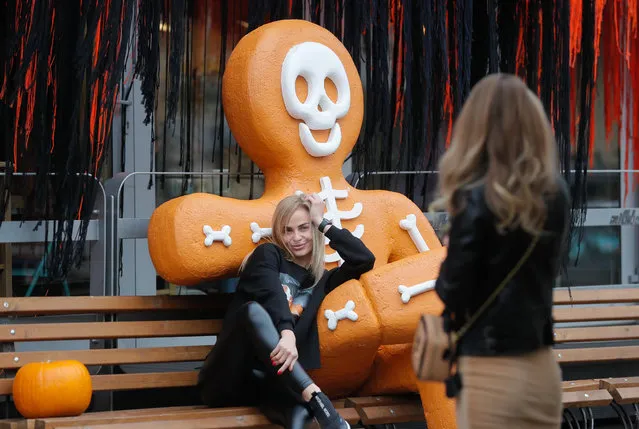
[412,235,539,382]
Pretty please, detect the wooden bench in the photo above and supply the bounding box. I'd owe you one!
[554,286,639,428]
[0,295,424,428]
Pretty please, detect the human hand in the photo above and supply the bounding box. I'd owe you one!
[270,329,299,374]
[304,193,326,227]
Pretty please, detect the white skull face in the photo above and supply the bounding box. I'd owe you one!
[281,42,351,157]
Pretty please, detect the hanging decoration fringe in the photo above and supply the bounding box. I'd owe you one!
[1,0,134,280]
[5,0,639,278]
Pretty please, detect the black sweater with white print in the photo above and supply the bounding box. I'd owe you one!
[223,225,375,369]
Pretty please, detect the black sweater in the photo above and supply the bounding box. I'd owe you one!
[223,226,375,370]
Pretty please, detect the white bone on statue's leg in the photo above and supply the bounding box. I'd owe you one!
[397,285,410,303]
[325,300,358,330]
[325,309,337,331]
[343,300,358,321]
[397,280,436,304]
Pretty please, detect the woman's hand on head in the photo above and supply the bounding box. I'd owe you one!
[270,329,299,375]
[305,193,326,227]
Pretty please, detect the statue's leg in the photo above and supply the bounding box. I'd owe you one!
[357,345,457,428]
[417,381,457,429]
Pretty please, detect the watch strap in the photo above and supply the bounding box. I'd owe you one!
[318,218,332,232]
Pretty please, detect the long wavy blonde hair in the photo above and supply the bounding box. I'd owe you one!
[430,74,560,235]
[240,194,325,283]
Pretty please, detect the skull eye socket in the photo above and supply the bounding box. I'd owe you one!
[293,76,339,105]
[324,78,338,103]
[295,76,308,103]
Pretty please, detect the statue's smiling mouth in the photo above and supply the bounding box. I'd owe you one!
[300,123,342,153]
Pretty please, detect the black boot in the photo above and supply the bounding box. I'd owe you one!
[307,391,350,429]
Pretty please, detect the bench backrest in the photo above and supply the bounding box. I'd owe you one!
[0,295,231,397]
[2,286,637,397]
[552,287,639,365]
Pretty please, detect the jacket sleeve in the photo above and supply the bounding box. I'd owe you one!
[323,226,376,293]
[237,244,295,333]
[435,194,485,320]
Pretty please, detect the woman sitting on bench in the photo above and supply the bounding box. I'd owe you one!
[198,193,375,429]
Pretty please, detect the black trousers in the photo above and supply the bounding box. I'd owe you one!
[198,302,315,428]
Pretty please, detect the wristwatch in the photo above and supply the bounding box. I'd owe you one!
[318,218,332,232]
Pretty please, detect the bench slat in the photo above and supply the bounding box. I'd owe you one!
[0,320,222,342]
[0,371,200,395]
[600,377,639,389]
[93,370,199,391]
[49,406,359,429]
[34,406,207,429]
[553,306,639,323]
[553,288,639,305]
[0,296,231,315]
[554,325,639,343]
[34,406,208,429]
[561,390,612,408]
[0,346,211,369]
[343,395,416,408]
[555,346,639,364]
[0,420,35,429]
[59,414,280,429]
[357,403,424,425]
[599,378,639,404]
[561,380,600,392]
[33,401,357,429]
[339,408,362,425]
[35,407,261,429]
[609,387,639,405]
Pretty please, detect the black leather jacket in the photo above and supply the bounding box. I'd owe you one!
[435,179,570,357]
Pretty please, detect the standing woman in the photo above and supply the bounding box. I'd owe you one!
[198,193,375,429]
[430,74,570,428]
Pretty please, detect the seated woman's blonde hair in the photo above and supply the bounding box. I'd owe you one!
[239,194,325,282]
[430,73,560,235]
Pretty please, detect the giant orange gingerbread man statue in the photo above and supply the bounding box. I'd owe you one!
[148,19,456,428]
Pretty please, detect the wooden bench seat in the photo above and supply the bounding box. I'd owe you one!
[600,377,639,405]
[561,380,612,408]
[11,404,358,429]
[342,397,424,426]
[553,286,639,426]
[0,399,416,429]
[0,295,424,428]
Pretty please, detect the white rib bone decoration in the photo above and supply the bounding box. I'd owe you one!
[399,214,429,252]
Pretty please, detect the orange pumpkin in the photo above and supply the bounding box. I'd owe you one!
[12,360,92,418]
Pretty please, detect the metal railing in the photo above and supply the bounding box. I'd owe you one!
[0,169,638,297]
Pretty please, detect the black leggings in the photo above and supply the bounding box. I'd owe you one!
[198,302,315,427]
